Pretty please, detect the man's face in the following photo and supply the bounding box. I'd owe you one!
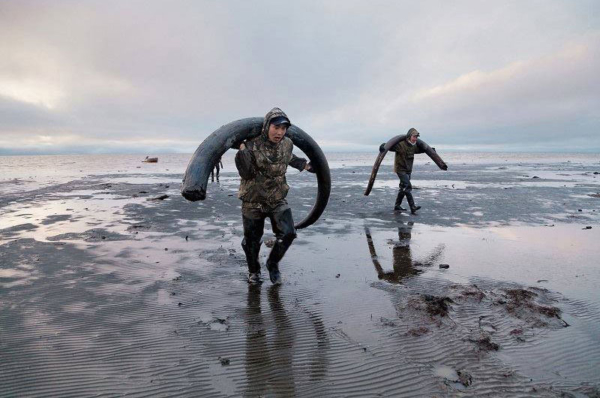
[409,135,418,144]
[268,123,287,143]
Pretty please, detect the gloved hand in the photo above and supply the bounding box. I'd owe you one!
[379,143,385,152]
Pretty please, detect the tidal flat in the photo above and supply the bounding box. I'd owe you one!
[1,152,599,397]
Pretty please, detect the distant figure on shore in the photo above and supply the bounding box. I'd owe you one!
[379,128,447,213]
[235,107,313,285]
[211,157,223,182]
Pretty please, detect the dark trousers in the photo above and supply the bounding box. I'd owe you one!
[396,172,416,208]
[210,164,220,182]
[242,208,297,273]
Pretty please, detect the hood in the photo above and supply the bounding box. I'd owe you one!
[406,127,420,146]
[261,107,291,140]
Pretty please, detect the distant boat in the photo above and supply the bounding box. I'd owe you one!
[142,156,158,163]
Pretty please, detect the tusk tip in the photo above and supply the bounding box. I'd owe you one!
[181,187,206,202]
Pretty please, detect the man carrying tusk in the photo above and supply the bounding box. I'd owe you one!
[380,128,448,214]
[235,107,314,285]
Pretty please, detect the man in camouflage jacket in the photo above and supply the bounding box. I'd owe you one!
[235,107,312,284]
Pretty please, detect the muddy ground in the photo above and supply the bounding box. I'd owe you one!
[1,157,600,397]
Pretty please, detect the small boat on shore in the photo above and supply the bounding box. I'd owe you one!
[142,156,158,163]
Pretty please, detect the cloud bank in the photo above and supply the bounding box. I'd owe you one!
[1,0,599,154]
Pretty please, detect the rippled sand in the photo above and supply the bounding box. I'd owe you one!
[1,155,599,397]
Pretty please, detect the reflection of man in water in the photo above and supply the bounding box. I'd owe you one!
[365,222,444,283]
[244,285,296,396]
[210,157,223,182]
[244,285,329,395]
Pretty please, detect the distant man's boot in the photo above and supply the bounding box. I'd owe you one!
[406,193,421,214]
[394,192,406,211]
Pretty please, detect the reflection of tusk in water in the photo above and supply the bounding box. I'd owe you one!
[364,226,385,276]
[364,131,448,196]
[181,117,331,229]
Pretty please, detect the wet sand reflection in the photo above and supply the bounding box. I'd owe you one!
[365,222,445,283]
[244,284,330,396]
[244,285,296,397]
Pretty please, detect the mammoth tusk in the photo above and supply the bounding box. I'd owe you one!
[181,117,331,229]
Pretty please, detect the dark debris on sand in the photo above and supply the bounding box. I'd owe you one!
[422,294,454,317]
[457,370,473,387]
[502,288,562,320]
[406,326,429,337]
[468,335,500,352]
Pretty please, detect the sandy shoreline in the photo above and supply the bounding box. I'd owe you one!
[1,156,600,397]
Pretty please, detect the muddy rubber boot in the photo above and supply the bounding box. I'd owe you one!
[394,192,406,211]
[266,261,282,285]
[242,239,262,283]
[406,193,421,214]
[247,272,262,284]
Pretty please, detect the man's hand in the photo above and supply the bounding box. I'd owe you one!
[239,143,246,150]
[305,162,316,173]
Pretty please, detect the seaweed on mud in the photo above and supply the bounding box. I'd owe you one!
[505,288,537,302]
[406,326,429,337]
[449,284,487,302]
[422,294,454,317]
[502,288,562,320]
[463,290,486,301]
[469,335,500,352]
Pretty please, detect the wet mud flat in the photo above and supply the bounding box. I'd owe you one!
[1,159,600,397]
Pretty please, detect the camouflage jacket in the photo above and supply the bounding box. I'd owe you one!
[235,108,307,210]
[390,139,424,174]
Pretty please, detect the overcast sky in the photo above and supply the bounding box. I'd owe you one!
[1,0,599,155]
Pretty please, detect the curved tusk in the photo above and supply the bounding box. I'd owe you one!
[364,134,404,196]
[181,117,331,229]
[364,133,447,196]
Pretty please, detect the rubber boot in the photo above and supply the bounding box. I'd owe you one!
[267,237,294,285]
[394,192,406,211]
[266,261,282,285]
[265,209,296,285]
[242,238,262,283]
[406,193,421,214]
